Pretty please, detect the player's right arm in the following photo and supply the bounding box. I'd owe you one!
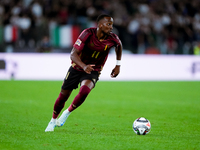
[70,47,94,74]
[71,28,94,74]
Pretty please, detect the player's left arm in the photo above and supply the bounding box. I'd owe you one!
[111,41,122,78]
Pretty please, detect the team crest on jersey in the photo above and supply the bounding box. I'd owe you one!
[75,39,82,46]
[90,42,94,47]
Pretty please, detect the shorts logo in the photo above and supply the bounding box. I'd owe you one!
[75,39,82,46]
[92,78,96,83]
[90,42,94,47]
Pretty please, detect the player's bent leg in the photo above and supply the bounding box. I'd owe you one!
[57,81,93,127]
[45,90,72,132]
[68,84,91,112]
[53,90,72,119]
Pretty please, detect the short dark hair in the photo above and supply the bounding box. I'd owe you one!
[96,14,111,23]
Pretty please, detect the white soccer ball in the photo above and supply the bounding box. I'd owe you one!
[133,117,151,135]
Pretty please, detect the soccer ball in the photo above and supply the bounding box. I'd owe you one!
[133,117,151,135]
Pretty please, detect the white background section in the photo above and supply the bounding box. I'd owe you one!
[4,25,12,42]
[105,54,200,81]
[60,26,72,48]
[0,53,200,80]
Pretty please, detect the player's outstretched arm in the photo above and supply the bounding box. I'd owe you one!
[70,48,94,74]
[111,42,122,78]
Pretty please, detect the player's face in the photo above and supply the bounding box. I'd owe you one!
[100,17,113,35]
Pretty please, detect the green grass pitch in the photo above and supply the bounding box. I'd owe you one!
[0,80,200,150]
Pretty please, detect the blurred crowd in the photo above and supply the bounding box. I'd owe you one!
[0,0,200,54]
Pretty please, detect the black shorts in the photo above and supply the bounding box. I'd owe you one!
[62,66,100,90]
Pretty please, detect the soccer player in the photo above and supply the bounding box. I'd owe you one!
[45,14,122,132]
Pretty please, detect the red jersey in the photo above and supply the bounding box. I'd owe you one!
[73,27,121,72]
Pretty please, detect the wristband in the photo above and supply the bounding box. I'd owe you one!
[116,60,121,66]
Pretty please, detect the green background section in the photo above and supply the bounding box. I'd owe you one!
[0,81,199,150]
[50,26,60,47]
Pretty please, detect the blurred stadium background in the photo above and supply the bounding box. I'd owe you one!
[0,1,200,149]
[0,0,200,55]
[1,0,200,81]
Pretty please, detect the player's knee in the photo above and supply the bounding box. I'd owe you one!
[57,92,69,102]
[79,85,91,97]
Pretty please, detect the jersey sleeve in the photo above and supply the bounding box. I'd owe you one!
[73,28,91,51]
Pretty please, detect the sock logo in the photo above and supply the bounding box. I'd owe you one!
[72,104,77,108]
[53,110,58,115]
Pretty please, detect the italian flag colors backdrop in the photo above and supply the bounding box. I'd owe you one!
[0,25,18,43]
[50,25,80,48]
